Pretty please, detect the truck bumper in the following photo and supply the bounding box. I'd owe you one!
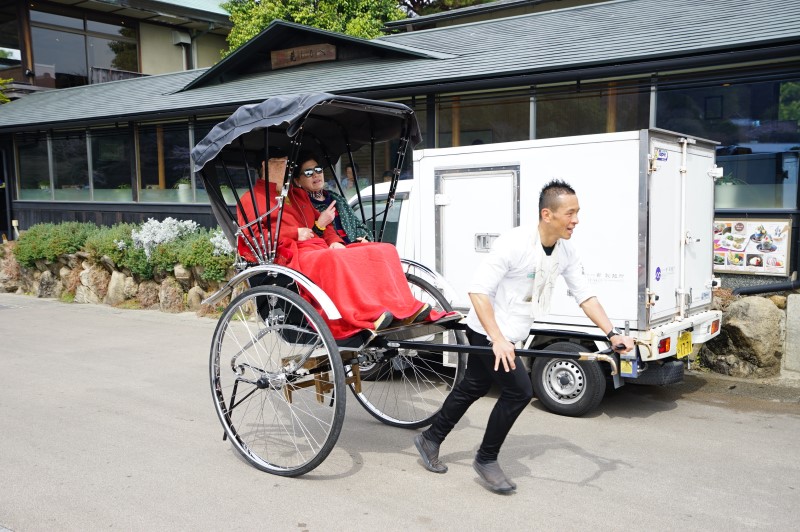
[636,309,722,362]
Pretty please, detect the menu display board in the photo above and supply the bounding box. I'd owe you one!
[713,219,791,276]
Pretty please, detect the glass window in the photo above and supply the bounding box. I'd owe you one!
[88,35,138,73]
[657,74,800,209]
[536,80,650,139]
[30,6,139,88]
[15,133,51,200]
[29,9,82,30]
[348,194,405,245]
[0,0,22,81]
[91,129,133,202]
[438,91,529,148]
[138,124,192,203]
[31,26,87,88]
[52,132,90,201]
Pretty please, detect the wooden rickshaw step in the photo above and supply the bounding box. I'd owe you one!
[281,352,361,405]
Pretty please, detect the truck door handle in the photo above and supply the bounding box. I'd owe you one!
[475,233,499,252]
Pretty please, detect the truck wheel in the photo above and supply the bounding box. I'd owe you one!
[531,341,606,417]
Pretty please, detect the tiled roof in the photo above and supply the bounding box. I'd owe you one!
[1,0,798,132]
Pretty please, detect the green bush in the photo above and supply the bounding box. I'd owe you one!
[177,229,234,282]
[12,220,233,283]
[84,223,137,266]
[14,222,99,267]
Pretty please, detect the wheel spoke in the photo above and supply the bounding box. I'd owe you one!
[210,285,345,476]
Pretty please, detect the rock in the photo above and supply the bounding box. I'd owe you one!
[62,267,82,295]
[173,263,192,291]
[36,270,62,298]
[137,280,160,309]
[159,277,185,313]
[699,296,784,378]
[34,259,48,272]
[65,253,81,269]
[104,271,127,306]
[123,276,138,299]
[74,284,101,304]
[187,286,206,311]
[100,255,116,273]
[768,295,787,310]
[711,287,738,312]
[86,265,110,298]
[0,251,22,293]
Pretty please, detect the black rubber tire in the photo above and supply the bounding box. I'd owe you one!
[531,341,606,417]
[210,285,345,476]
[349,273,466,428]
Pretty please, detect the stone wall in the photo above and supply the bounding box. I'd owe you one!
[0,242,232,315]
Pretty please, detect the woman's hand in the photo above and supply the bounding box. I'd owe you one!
[297,227,314,241]
[318,201,336,228]
[329,242,345,249]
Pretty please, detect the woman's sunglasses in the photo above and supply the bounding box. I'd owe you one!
[302,166,324,177]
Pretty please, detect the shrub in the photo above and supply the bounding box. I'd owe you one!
[177,229,234,282]
[84,223,137,267]
[14,222,98,267]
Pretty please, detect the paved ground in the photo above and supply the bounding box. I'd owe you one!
[1,293,798,531]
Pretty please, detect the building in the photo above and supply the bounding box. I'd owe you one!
[1,0,799,281]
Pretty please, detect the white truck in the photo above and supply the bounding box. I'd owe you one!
[353,129,723,416]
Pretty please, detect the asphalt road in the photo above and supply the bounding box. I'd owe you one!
[1,293,798,531]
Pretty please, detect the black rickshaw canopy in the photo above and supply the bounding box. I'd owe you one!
[191,92,422,173]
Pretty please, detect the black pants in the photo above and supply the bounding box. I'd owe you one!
[423,327,534,462]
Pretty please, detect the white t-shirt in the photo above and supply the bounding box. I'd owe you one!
[465,225,595,342]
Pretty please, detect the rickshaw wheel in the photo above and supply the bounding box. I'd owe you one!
[210,284,345,476]
[349,274,467,428]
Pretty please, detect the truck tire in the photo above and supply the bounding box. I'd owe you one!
[531,341,606,417]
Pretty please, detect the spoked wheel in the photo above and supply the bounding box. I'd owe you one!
[349,274,466,428]
[210,285,345,476]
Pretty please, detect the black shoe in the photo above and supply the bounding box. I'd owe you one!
[414,434,447,473]
[405,303,432,325]
[373,311,394,331]
[473,458,515,493]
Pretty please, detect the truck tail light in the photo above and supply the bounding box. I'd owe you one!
[658,337,671,354]
[711,319,720,335]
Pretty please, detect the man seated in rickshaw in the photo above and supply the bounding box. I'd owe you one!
[237,152,445,340]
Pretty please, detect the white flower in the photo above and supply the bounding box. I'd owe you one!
[131,217,199,258]
[114,239,127,251]
[210,230,234,256]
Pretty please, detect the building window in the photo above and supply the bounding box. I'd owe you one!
[657,71,800,209]
[52,131,90,201]
[29,6,138,88]
[437,91,529,148]
[0,0,23,83]
[535,79,651,139]
[138,123,192,203]
[15,133,50,200]
[91,128,134,202]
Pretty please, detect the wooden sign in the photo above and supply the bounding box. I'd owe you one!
[271,44,336,70]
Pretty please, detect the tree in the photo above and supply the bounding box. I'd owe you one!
[398,0,489,17]
[221,0,407,55]
[0,77,11,104]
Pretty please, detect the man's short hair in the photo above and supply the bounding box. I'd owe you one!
[538,179,576,219]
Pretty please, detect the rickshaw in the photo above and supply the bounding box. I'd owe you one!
[191,92,617,477]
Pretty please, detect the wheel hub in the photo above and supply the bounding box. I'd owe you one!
[546,360,584,398]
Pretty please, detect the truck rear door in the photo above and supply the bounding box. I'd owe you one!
[646,133,716,325]
[435,167,519,310]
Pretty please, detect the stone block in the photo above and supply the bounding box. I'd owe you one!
[784,294,800,374]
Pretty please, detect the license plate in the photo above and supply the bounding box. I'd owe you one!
[676,331,692,359]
